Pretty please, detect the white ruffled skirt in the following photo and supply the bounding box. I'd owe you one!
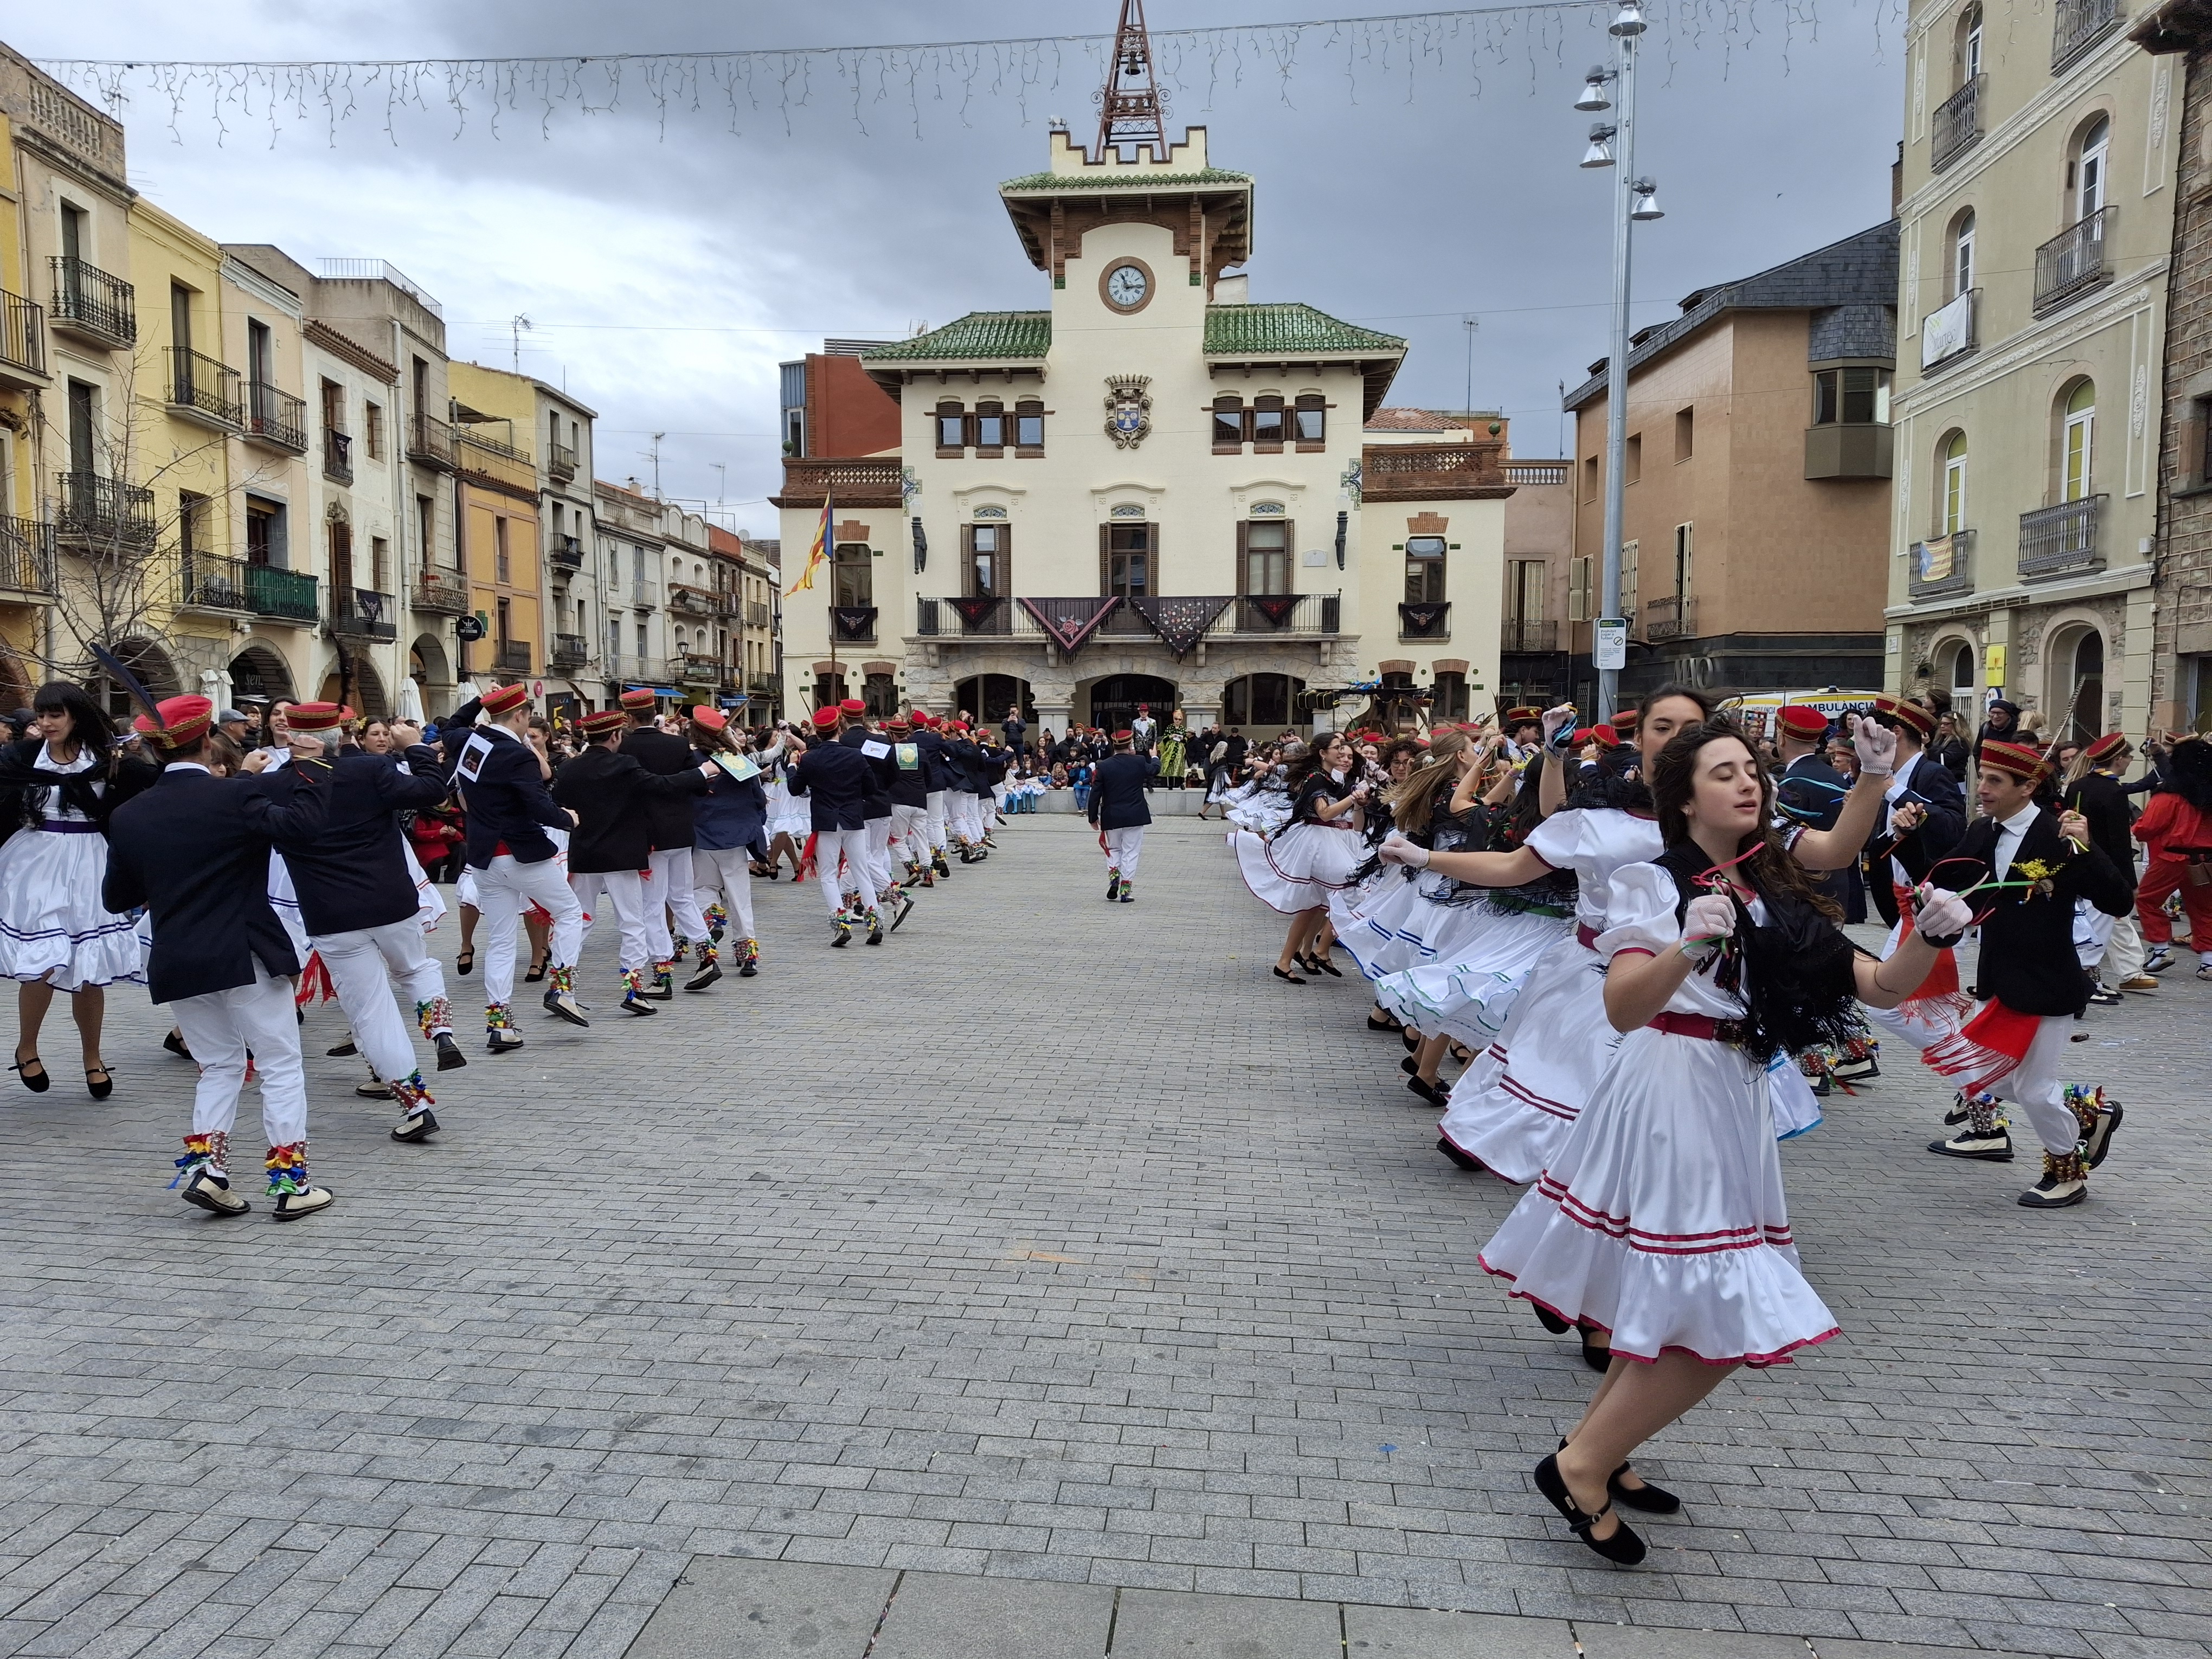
[1477,1027,1838,1367]
[1223,786,1293,837]
[1232,822,1365,914]
[0,825,144,991]
[1436,930,1614,1182]
[1368,906,1572,1048]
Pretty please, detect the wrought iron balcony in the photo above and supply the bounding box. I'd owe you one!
[330,588,396,640]
[2035,208,2114,313]
[1397,601,1451,641]
[1234,593,1341,635]
[547,441,578,481]
[0,518,57,596]
[549,534,584,571]
[177,551,252,614]
[53,471,156,553]
[2018,496,2105,580]
[1908,529,1975,601]
[1642,594,1697,641]
[495,641,532,673]
[551,633,589,668]
[2052,0,2123,70]
[0,289,46,384]
[677,650,723,681]
[1931,76,1984,172]
[244,382,308,453]
[668,583,717,618]
[770,454,904,509]
[407,411,458,470]
[323,429,353,485]
[1501,618,1559,653]
[829,606,878,646]
[48,257,134,348]
[410,570,468,614]
[245,563,320,624]
[166,347,243,430]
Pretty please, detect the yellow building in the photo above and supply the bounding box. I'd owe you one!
[446,362,543,687]
[0,92,54,704]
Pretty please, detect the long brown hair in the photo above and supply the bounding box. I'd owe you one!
[689,715,739,755]
[1384,729,1472,837]
[1649,719,1839,920]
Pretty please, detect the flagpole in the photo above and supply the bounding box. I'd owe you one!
[824,490,837,708]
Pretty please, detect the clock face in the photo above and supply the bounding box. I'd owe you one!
[1106,264,1149,308]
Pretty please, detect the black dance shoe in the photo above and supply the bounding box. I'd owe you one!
[1533,1455,1645,1565]
[1437,1137,1485,1172]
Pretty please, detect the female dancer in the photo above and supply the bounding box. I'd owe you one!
[686,706,766,982]
[1481,720,1967,1563]
[760,730,811,879]
[0,683,158,1095]
[1234,731,1371,983]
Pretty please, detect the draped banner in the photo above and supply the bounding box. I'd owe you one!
[830,606,879,641]
[1398,602,1450,638]
[1128,595,1233,659]
[1245,594,1302,630]
[1018,595,1122,653]
[947,595,1004,631]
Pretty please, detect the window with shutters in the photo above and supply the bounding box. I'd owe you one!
[1251,395,1285,453]
[935,400,966,456]
[1015,400,1045,454]
[1213,395,1246,452]
[963,524,1006,597]
[1568,555,1592,622]
[974,401,1005,455]
[1240,520,1291,594]
[1102,522,1152,597]
[1294,395,1326,449]
[1619,539,1639,620]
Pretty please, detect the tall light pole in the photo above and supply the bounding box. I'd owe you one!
[1575,2,1663,717]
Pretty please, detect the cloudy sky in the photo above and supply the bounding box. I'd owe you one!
[16,0,1906,538]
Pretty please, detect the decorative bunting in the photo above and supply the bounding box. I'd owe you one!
[1398,602,1451,638]
[1244,594,1302,629]
[1018,596,1122,653]
[830,606,879,641]
[1128,595,1232,659]
[947,595,1005,631]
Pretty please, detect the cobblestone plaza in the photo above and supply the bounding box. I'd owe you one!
[3,816,2207,1658]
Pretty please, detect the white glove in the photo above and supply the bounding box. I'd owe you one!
[1680,892,1737,956]
[1540,704,1576,742]
[1914,886,1972,941]
[1852,718,1898,779]
[1379,832,1430,869]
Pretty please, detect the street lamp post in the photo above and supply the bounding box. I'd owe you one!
[1575,2,1662,718]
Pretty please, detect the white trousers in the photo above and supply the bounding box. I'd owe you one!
[313,918,448,1086]
[171,963,307,1150]
[645,848,712,963]
[1103,825,1145,880]
[923,790,949,853]
[473,853,584,1009]
[814,828,879,916]
[2102,911,2146,982]
[1982,1012,2096,1155]
[948,790,980,845]
[2073,901,2117,972]
[890,803,929,869]
[858,816,896,896]
[590,869,653,973]
[692,845,755,941]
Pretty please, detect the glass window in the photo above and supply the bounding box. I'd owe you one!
[2063,380,2095,501]
[1243,522,1290,594]
[832,541,872,608]
[964,524,1001,597]
[1405,535,1447,605]
[1016,402,1045,448]
[1251,397,1285,447]
[936,403,964,449]
[975,403,1004,448]
[1952,211,1976,299]
[1813,368,1891,425]
[1104,523,1150,597]
[1294,397,1326,444]
[1213,397,1245,448]
[1942,432,1969,534]
[1433,671,1470,721]
[2078,117,2109,220]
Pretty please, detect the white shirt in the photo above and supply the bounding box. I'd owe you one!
[1990,800,2041,879]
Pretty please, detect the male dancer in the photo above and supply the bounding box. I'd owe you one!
[792,705,883,944]
[451,682,587,1048]
[912,711,956,879]
[1088,729,1152,903]
[837,698,910,926]
[264,702,464,1143]
[1906,738,2131,1206]
[942,722,985,861]
[104,696,337,1219]
[619,687,716,1000]
[882,714,933,890]
[556,709,712,1014]
[1500,708,1543,765]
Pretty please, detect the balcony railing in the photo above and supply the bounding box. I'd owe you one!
[166,347,243,429]
[1920,288,1978,372]
[547,441,578,481]
[323,429,353,485]
[1501,618,1559,653]
[611,656,671,686]
[0,289,46,381]
[330,588,396,640]
[1931,76,1984,172]
[2052,0,2123,69]
[746,601,771,629]
[2035,208,2114,313]
[48,257,134,348]
[632,583,659,611]
[245,382,308,453]
[0,518,57,596]
[2019,496,2105,580]
[915,593,1341,641]
[1397,601,1452,640]
[1361,442,1508,501]
[1233,593,1340,634]
[245,563,320,623]
[551,633,589,668]
[407,411,458,470]
[677,651,723,682]
[770,454,904,509]
[496,641,532,673]
[178,551,252,614]
[669,583,717,618]
[549,534,584,570]
[410,570,468,614]
[53,471,155,552]
[1908,529,1976,601]
[1503,460,1569,487]
[1642,594,1698,641]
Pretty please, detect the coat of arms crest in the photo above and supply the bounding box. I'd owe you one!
[1103,374,1153,450]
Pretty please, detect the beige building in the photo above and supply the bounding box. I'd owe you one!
[775,123,1507,736]
[1888,0,2170,739]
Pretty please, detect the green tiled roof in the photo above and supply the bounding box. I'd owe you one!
[861,312,1052,362]
[1204,303,1404,357]
[999,168,1251,191]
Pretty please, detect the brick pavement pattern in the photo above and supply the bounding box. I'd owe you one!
[1,814,2207,1658]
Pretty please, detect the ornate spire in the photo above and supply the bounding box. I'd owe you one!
[1094,0,1169,160]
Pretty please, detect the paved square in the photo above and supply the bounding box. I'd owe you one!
[2,814,2207,1657]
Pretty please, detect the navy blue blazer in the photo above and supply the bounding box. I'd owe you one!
[838,725,897,819]
[622,725,700,852]
[263,747,449,937]
[1087,753,1154,832]
[790,740,874,832]
[102,760,335,1002]
[452,726,570,867]
[915,729,957,793]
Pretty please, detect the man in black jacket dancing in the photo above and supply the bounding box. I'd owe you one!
[1087,730,1153,903]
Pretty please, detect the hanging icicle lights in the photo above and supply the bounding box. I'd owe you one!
[38,0,1863,150]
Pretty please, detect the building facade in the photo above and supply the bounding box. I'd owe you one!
[775,124,1507,736]
[1888,0,2171,738]
[594,478,670,691]
[1567,221,1899,703]
[447,363,542,691]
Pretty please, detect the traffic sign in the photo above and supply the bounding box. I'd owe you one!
[1593,617,1627,671]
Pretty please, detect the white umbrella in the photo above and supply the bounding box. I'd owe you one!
[396,677,426,723]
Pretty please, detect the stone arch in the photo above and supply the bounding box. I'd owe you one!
[228,642,293,702]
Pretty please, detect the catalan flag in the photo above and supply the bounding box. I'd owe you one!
[787,493,832,596]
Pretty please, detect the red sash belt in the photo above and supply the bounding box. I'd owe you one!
[1650,1010,1747,1045]
[1576,923,1599,950]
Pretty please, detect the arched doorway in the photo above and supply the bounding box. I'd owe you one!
[2049,626,2104,743]
[97,638,181,721]
[317,656,389,718]
[229,643,293,703]
[953,674,1034,729]
[1085,673,1176,735]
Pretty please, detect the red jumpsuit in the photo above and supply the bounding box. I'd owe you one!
[2132,790,2212,954]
